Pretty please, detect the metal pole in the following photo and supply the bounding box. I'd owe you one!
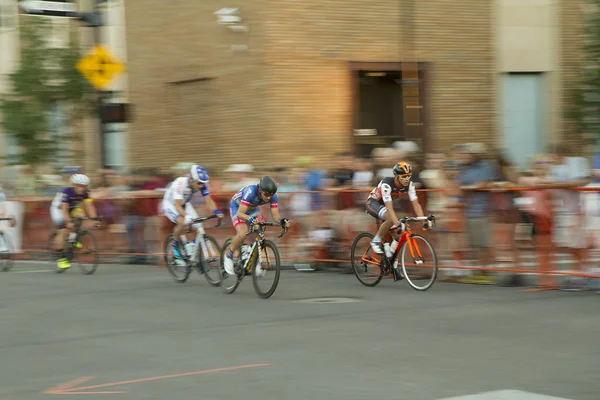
[92,0,107,168]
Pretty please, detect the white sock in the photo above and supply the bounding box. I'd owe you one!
[373,235,381,242]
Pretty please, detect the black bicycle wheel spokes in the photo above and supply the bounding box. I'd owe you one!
[73,231,99,275]
[0,232,14,272]
[219,239,242,294]
[350,232,384,287]
[252,240,281,299]
[198,235,222,287]
[164,235,191,283]
[400,234,438,291]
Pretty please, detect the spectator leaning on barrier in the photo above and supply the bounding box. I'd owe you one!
[458,142,496,283]
[582,156,600,291]
[546,143,591,290]
[489,149,521,266]
[518,154,556,289]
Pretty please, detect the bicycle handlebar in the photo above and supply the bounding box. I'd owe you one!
[394,214,436,233]
[248,221,288,238]
[189,214,222,228]
[72,217,103,221]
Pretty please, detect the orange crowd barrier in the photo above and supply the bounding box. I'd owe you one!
[4,185,600,287]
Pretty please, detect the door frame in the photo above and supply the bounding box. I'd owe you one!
[348,61,430,154]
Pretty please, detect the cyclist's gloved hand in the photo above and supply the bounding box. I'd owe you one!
[248,216,257,226]
[213,209,224,218]
[280,218,290,228]
[184,215,194,225]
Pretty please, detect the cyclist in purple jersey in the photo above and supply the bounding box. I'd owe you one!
[49,174,100,271]
[223,176,291,275]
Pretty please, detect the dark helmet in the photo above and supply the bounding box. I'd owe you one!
[258,176,278,196]
[393,161,412,176]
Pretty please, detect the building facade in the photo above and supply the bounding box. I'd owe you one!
[0,0,585,177]
[124,0,584,172]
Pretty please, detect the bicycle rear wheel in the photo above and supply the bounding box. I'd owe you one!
[47,232,59,264]
[252,240,281,299]
[350,232,384,287]
[219,238,243,294]
[400,234,438,291]
[74,231,99,275]
[164,234,191,283]
[0,232,14,272]
[197,235,222,287]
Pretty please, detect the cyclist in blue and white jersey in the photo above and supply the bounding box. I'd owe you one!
[50,174,100,270]
[162,165,224,259]
[223,176,290,275]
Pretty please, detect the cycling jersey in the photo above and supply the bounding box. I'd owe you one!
[50,186,91,211]
[368,177,418,203]
[50,186,92,228]
[229,184,278,227]
[162,177,210,207]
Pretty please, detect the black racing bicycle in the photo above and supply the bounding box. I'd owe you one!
[47,217,102,275]
[219,221,287,298]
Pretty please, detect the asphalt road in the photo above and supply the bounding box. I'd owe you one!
[0,263,598,400]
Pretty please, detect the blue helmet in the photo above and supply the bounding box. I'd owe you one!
[190,165,209,183]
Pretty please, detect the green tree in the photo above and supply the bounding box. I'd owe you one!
[1,17,94,167]
[566,0,600,148]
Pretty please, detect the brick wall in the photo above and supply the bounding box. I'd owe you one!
[124,0,499,172]
[124,0,269,173]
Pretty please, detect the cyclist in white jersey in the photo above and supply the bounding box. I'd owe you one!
[162,165,224,259]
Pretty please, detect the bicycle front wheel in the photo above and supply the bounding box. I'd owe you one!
[252,240,281,299]
[400,234,438,291]
[350,232,384,287]
[219,238,242,294]
[198,235,222,287]
[164,235,191,283]
[0,232,14,272]
[74,231,99,275]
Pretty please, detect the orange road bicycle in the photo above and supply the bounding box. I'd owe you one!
[351,215,438,291]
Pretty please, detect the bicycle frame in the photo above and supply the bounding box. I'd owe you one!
[188,222,219,264]
[65,217,101,249]
[240,226,270,273]
[394,225,424,263]
[360,217,431,268]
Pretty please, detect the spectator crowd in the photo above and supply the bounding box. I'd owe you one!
[1,140,599,291]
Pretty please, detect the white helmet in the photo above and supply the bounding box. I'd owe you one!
[70,174,90,186]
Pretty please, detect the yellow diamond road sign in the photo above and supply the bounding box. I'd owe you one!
[76,45,125,90]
